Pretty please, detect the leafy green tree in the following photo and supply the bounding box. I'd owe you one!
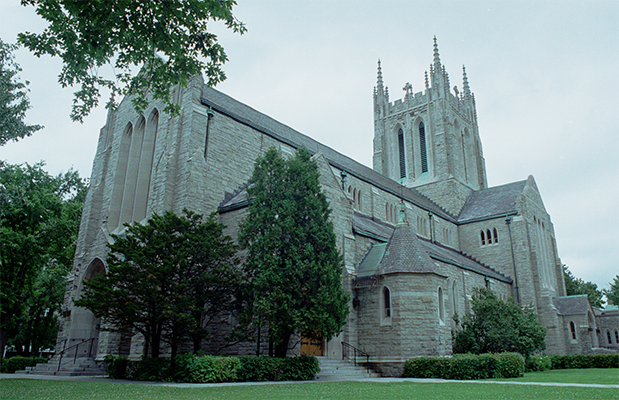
[0,39,42,145]
[563,265,604,308]
[238,147,349,358]
[0,162,86,360]
[603,275,619,306]
[18,0,246,122]
[8,262,68,355]
[452,288,547,358]
[75,209,239,362]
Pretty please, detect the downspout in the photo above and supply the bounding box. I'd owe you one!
[428,211,435,243]
[505,216,520,303]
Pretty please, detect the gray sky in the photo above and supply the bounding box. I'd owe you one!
[1,1,617,293]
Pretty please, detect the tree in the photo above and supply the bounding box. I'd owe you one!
[0,162,86,359]
[0,39,42,145]
[7,261,68,355]
[75,209,239,363]
[603,275,619,306]
[563,265,604,308]
[452,288,547,358]
[238,147,349,358]
[18,0,246,122]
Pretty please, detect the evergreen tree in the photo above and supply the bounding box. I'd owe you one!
[75,210,239,361]
[238,147,349,357]
[452,288,547,358]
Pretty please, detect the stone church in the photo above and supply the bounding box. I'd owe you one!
[54,39,617,375]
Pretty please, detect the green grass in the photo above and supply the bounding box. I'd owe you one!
[0,377,617,400]
[486,368,619,385]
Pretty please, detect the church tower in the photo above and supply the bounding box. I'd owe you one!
[373,38,488,215]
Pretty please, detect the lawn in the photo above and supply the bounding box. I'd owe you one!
[487,368,619,385]
[1,372,617,400]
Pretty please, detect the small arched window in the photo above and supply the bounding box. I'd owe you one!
[486,229,492,244]
[383,287,391,318]
[615,330,619,343]
[607,330,613,344]
[398,128,406,179]
[569,321,576,340]
[493,228,499,244]
[419,122,428,173]
[480,230,486,246]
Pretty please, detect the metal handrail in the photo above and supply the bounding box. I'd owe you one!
[341,341,370,373]
[56,338,96,372]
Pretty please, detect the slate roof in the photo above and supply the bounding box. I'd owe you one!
[201,87,454,220]
[458,180,526,223]
[376,223,441,276]
[553,295,592,316]
[353,213,511,282]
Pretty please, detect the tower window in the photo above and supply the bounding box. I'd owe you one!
[398,128,406,179]
[419,122,428,173]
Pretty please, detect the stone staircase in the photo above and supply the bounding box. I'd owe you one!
[316,357,380,381]
[15,356,106,376]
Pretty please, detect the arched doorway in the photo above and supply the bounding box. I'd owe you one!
[68,258,106,358]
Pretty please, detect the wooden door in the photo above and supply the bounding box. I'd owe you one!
[300,333,324,356]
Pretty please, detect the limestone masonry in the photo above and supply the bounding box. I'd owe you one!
[56,38,618,376]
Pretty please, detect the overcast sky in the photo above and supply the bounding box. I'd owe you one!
[1,1,617,293]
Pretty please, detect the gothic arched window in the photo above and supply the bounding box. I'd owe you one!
[493,228,499,244]
[398,128,406,179]
[419,122,428,173]
[383,287,391,318]
[480,230,486,246]
[438,287,445,323]
[569,321,576,340]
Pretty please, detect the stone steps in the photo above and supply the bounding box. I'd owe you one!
[316,357,380,381]
[15,357,106,376]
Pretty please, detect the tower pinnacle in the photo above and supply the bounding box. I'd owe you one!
[433,36,441,68]
[462,65,471,98]
[377,59,384,91]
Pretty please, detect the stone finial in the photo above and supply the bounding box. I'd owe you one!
[425,71,429,89]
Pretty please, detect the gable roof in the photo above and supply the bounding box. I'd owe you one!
[553,295,592,316]
[201,87,454,220]
[458,180,527,223]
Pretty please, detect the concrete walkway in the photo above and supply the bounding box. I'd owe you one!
[1,373,617,389]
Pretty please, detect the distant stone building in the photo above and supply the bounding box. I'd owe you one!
[56,38,617,375]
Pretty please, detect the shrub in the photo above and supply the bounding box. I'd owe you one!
[1,356,47,373]
[127,357,171,381]
[279,355,320,381]
[237,356,280,381]
[525,355,551,373]
[550,353,619,370]
[494,353,525,378]
[103,355,129,379]
[172,354,239,383]
[403,353,524,380]
[402,356,447,378]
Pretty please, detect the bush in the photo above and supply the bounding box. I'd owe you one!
[403,353,524,380]
[494,353,525,378]
[1,356,48,373]
[103,355,129,379]
[127,357,171,381]
[237,356,280,381]
[279,355,320,381]
[402,356,447,378]
[525,355,552,373]
[550,354,619,370]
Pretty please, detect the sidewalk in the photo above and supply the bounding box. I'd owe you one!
[2,373,618,389]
